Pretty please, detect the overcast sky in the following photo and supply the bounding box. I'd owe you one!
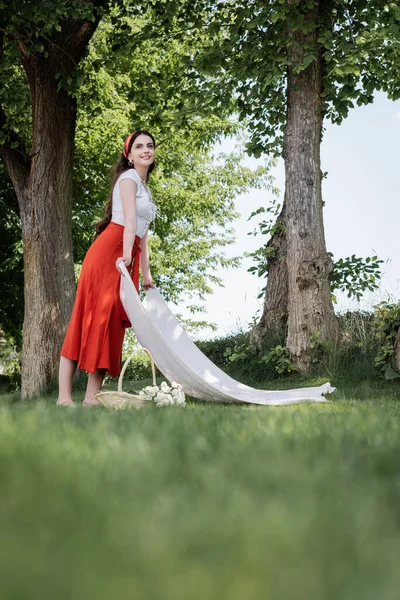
[175,92,400,339]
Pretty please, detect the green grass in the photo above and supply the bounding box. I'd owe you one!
[1,380,400,600]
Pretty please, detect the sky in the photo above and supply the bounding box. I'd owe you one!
[175,92,400,339]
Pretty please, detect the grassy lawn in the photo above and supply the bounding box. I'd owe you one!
[1,379,400,599]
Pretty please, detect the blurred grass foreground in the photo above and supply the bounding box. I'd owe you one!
[1,383,400,600]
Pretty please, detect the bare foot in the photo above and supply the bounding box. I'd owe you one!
[56,398,75,407]
[82,398,101,407]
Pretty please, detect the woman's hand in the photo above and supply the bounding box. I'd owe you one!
[143,273,155,291]
[116,257,132,272]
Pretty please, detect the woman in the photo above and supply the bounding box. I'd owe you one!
[57,130,156,406]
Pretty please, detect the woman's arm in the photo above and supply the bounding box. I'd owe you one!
[116,178,137,271]
[140,229,155,290]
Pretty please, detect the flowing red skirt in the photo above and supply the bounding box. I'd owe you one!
[61,223,141,377]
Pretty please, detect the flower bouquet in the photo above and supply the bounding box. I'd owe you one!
[96,348,186,410]
[139,380,186,407]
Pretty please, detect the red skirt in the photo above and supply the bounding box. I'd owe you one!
[61,222,141,377]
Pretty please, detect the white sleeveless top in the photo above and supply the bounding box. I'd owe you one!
[111,168,156,238]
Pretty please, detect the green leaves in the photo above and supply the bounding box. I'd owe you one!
[71,11,272,313]
[148,0,400,154]
[329,254,384,302]
[262,344,295,374]
[0,1,271,337]
[372,302,400,378]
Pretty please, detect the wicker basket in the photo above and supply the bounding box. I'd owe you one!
[95,347,156,409]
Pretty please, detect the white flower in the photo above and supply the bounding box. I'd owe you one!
[138,380,186,407]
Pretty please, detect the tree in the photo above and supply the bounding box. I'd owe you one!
[144,0,400,368]
[0,0,231,398]
[248,199,385,329]
[0,4,269,391]
[248,1,400,365]
[279,0,339,369]
[0,1,111,397]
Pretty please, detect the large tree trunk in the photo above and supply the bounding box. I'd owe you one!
[250,203,288,349]
[0,18,99,398]
[284,1,339,370]
[20,73,77,398]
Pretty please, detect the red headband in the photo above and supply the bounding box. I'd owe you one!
[123,132,136,159]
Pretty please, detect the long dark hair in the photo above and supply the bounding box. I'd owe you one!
[94,130,156,238]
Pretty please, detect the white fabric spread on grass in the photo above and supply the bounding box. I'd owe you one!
[120,264,335,405]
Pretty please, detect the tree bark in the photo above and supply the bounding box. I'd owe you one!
[0,18,99,398]
[21,74,77,398]
[250,203,288,349]
[284,1,339,370]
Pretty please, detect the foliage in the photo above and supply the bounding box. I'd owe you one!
[137,0,400,156]
[372,302,400,379]
[246,175,283,298]
[0,333,20,391]
[198,309,385,382]
[196,332,250,370]
[0,171,23,347]
[0,1,112,146]
[285,312,380,381]
[261,344,295,375]
[295,310,376,381]
[224,340,295,376]
[197,332,272,382]
[246,189,384,304]
[0,6,271,342]
[135,0,400,371]
[198,331,296,378]
[308,330,335,367]
[329,253,384,303]
[223,343,250,363]
[2,0,399,372]
[72,13,272,306]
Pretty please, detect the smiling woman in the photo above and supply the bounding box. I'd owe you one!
[57,131,157,407]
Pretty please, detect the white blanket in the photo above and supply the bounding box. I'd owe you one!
[120,264,335,405]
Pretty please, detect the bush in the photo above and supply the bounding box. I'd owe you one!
[372,302,400,379]
[196,311,383,384]
[305,311,378,381]
[195,333,245,370]
[0,334,21,391]
[197,331,294,382]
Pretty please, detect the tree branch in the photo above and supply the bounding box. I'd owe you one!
[48,1,110,73]
[0,105,30,194]
[0,29,30,190]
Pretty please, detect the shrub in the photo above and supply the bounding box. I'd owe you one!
[197,331,295,381]
[0,334,21,391]
[372,302,400,379]
[299,312,378,381]
[261,345,295,374]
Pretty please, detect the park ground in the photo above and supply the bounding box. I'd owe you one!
[1,377,400,600]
